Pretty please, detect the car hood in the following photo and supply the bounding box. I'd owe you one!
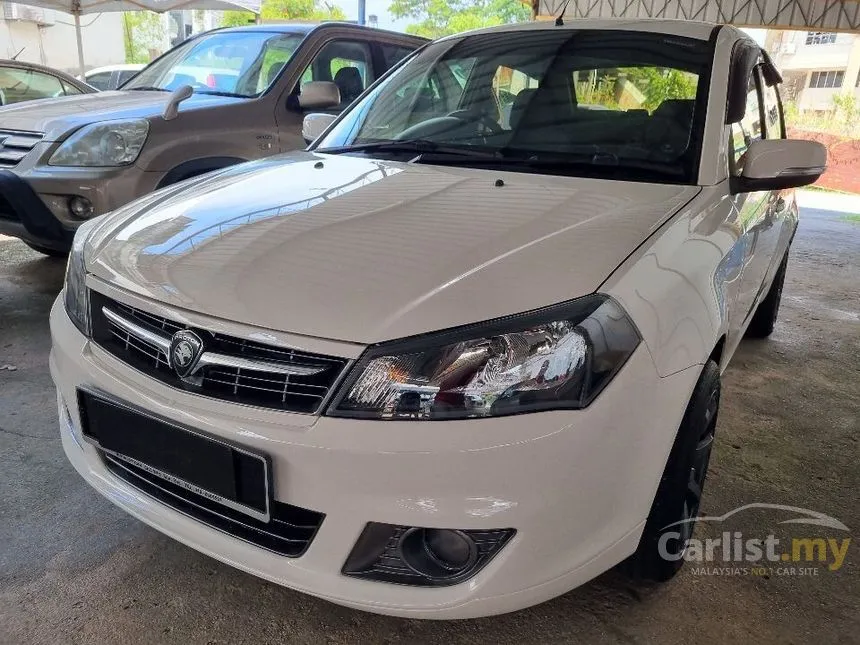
[87,151,699,344]
[0,91,245,141]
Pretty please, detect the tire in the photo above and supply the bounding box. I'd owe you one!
[627,360,721,582]
[24,241,68,258]
[746,253,788,338]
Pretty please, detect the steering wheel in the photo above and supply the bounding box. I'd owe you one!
[447,109,503,137]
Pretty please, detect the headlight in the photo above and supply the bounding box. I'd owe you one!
[64,218,99,336]
[49,120,149,167]
[328,295,640,420]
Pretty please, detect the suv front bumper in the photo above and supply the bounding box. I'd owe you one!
[0,159,158,251]
[50,293,700,618]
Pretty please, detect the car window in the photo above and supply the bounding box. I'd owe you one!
[731,69,765,172]
[761,80,783,140]
[573,66,699,112]
[299,40,374,108]
[380,43,415,70]
[117,70,140,86]
[124,31,304,97]
[318,30,711,184]
[494,66,539,128]
[86,71,113,90]
[61,79,84,95]
[0,67,64,104]
[351,61,467,135]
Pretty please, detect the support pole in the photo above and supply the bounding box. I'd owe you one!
[74,13,85,77]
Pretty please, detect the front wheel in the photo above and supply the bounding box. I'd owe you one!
[627,360,721,582]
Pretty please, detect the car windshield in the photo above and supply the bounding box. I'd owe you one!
[315,29,712,183]
[123,31,305,97]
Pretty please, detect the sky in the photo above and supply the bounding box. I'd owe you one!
[329,0,410,31]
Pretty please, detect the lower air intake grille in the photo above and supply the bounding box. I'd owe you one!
[90,291,348,413]
[102,451,324,557]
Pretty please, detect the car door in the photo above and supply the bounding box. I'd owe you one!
[758,76,794,288]
[727,64,781,336]
[277,37,376,151]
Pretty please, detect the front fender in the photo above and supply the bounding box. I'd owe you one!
[603,185,740,377]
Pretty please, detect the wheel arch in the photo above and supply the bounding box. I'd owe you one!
[156,156,246,189]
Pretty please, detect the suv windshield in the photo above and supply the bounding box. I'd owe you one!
[123,31,305,97]
[315,29,712,183]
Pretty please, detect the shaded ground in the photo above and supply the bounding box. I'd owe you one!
[1,200,858,644]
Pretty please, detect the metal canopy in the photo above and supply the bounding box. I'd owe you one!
[5,0,261,76]
[536,0,860,31]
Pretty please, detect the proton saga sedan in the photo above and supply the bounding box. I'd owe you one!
[51,19,826,618]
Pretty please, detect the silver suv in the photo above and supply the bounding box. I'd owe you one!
[0,23,424,255]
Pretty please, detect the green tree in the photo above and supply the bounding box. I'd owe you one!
[221,0,346,27]
[389,0,531,39]
[123,12,163,64]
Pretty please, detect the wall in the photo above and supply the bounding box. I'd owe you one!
[790,128,860,193]
[0,7,125,74]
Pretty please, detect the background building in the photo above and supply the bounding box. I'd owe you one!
[0,2,125,73]
[766,30,860,111]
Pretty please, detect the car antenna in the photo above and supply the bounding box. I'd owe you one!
[555,0,571,25]
[11,47,25,60]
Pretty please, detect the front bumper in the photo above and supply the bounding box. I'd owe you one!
[0,157,158,251]
[50,295,700,618]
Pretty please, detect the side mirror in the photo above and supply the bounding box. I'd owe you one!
[733,139,827,193]
[302,113,337,144]
[298,81,340,110]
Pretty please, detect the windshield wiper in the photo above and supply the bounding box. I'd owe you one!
[317,139,500,159]
[126,86,169,92]
[419,151,685,178]
[193,90,249,98]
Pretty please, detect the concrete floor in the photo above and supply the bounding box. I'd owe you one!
[1,199,858,644]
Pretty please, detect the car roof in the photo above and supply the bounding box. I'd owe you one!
[0,59,97,91]
[438,18,744,42]
[216,22,427,42]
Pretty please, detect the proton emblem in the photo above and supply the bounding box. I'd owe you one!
[169,330,204,378]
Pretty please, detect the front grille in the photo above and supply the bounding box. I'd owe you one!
[101,451,325,557]
[0,129,44,168]
[90,291,349,413]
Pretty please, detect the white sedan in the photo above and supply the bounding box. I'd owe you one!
[51,19,825,618]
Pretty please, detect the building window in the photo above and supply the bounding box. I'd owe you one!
[806,32,838,45]
[809,70,845,88]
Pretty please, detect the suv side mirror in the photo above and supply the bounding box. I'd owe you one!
[302,113,337,144]
[733,139,827,193]
[298,81,341,110]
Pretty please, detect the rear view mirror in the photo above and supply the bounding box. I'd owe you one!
[298,81,340,110]
[302,113,337,145]
[733,139,827,193]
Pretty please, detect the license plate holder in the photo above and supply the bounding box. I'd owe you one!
[77,389,271,522]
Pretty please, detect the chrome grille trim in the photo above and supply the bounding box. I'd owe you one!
[101,306,328,378]
[0,129,44,168]
[90,292,349,413]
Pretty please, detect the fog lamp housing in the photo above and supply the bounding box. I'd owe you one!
[342,523,514,587]
[69,196,94,219]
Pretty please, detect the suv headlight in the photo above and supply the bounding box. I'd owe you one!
[328,295,640,421]
[49,119,149,167]
[64,219,99,336]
